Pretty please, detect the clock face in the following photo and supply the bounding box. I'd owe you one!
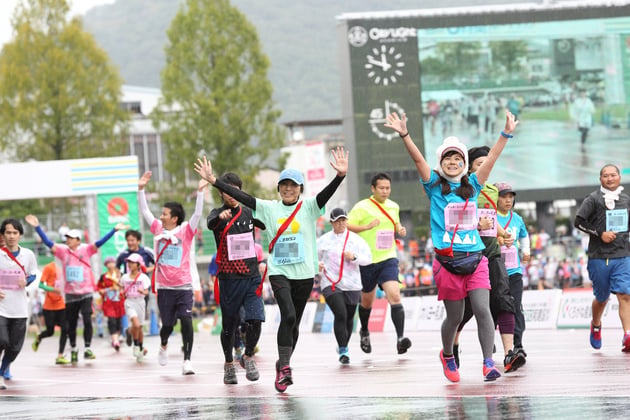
[365,45,405,86]
[368,100,405,141]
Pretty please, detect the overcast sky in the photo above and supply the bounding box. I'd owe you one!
[0,0,115,46]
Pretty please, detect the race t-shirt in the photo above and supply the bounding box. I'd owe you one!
[54,243,98,295]
[0,247,38,318]
[347,197,400,264]
[497,210,528,275]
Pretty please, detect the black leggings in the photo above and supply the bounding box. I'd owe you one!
[270,276,313,349]
[160,317,194,360]
[66,297,93,348]
[107,317,122,336]
[0,316,26,365]
[220,314,261,362]
[325,293,356,348]
[38,309,68,354]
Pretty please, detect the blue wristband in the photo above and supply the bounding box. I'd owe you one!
[500,131,513,139]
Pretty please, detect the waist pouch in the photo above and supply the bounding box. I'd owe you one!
[436,251,483,275]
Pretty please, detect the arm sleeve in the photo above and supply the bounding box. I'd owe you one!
[38,282,55,292]
[213,178,257,209]
[207,207,224,230]
[316,175,345,209]
[188,191,205,229]
[34,226,55,248]
[95,228,116,248]
[138,189,156,225]
[254,218,266,230]
[519,236,531,255]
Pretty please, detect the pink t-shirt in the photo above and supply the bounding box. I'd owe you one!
[54,243,98,295]
[151,219,195,288]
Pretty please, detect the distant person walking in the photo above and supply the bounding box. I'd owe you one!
[570,89,595,147]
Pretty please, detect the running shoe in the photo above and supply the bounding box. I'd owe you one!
[453,344,460,368]
[84,349,96,360]
[440,350,460,383]
[503,350,526,373]
[243,356,260,381]
[224,362,237,384]
[113,341,120,352]
[360,329,372,354]
[125,328,133,347]
[55,356,71,365]
[133,346,141,359]
[182,360,195,375]
[32,339,40,352]
[338,347,350,365]
[71,350,79,365]
[0,377,6,390]
[2,365,11,380]
[590,322,602,349]
[274,361,293,393]
[483,358,501,382]
[158,345,168,366]
[622,333,630,353]
[397,337,412,354]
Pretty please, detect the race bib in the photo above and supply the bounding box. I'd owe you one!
[444,202,478,232]
[376,230,395,250]
[160,244,183,268]
[0,269,23,290]
[106,289,121,302]
[606,209,628,233]
[227,232,256,261]
[501,246,519,269]
[478,208,497,237]
[272,233,305,266]
[66,266,84,283]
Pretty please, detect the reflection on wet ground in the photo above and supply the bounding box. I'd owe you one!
[3,396,630,419]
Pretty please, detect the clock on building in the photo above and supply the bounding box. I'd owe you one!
[364,45,405,86]
[368,100,405,141]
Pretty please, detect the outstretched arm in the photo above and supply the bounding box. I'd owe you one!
[194,156,257,209]
[475,110,518,185]
[316,147,348,208]
[384,113,432,182]
[25,215,57,253]
[137,171,156,225]
[188,179,208,229]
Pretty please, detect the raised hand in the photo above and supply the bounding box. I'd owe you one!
[503,110,519,134]
[25,214,40,227]
[194,156,215,184]
[384,112,408,136]
[329,147,348,176]
[138,171,152,190]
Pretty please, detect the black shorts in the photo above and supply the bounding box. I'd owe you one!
[359,258,400,293]
[157,289,193,327]
[219,275,265,321]
[322,286,361,306]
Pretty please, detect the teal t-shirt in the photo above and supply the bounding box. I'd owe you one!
[254,196,324,279]
[422,171,485,253]
[497,210,528,275]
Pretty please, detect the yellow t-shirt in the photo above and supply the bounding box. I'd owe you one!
[348,197,400,264]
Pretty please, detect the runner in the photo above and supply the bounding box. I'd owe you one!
[97,257,125,352]
[317,208,371,364]
[195,146,348,392]
[347,172,411,355]
[384,109,517,382]
[26,215,124,365]
[574,164,630,352]
[452,146,524,373]
[120,253,150,362]
[495,181,530,361]
[206,172,266,385]
[137,170,207,375]
[32,261,70,365]
[0,218,38,389]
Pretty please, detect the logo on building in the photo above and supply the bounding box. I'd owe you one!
[348,26,369,47]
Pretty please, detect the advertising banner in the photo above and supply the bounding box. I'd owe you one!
[96,191,140,259]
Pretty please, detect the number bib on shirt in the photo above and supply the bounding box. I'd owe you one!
[477,208,497,237]
[272,233,305,266]
[501,246,519,269]
[66,266,84,283]
[444,202,478,232]
[160,244,183,267]
[0,269,23,290]
[106,289,121,302]
[376,230,395,250]
[226,232,256,261]
[606,209,628,233]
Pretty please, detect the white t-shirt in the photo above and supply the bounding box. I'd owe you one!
[0,247,38,318]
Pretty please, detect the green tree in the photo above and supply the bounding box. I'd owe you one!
[489,40,528,77]
[436,42,483,77]
[153,0,285,194]
[0,0,129,162]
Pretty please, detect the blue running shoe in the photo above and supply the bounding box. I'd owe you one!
[590,322,602,350]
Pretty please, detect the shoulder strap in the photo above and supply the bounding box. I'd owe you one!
[268,201,303,253]
[216,206,243,267]
[1,247,26,275]
[323,230,350,292]
[369,198,396,228]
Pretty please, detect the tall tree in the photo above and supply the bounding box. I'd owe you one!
[489,40,528,77]
[153,0,285,193]
[0,0,129,162]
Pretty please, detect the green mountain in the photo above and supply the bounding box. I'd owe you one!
[83,0,522,122]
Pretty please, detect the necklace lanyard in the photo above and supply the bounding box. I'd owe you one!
[323,230,350,292]
[502,211,514,230]
[369,198,396,229]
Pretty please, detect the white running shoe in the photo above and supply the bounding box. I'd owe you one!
[158,346,168,366]
[182,359,195,375]
[0,377,6,390]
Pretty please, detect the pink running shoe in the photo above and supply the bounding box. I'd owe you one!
[440,350,460,383]
[622,333,630,353]
[274,361,293,393]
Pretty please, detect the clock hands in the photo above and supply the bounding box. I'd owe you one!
[379,54,391,71]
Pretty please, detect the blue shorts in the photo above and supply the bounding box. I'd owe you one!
[157,289,193,327]
[587,257,630,302]
[218,275,265,322]
[359,258,400,293]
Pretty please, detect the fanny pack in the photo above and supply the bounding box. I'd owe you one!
[436,251,483,275]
